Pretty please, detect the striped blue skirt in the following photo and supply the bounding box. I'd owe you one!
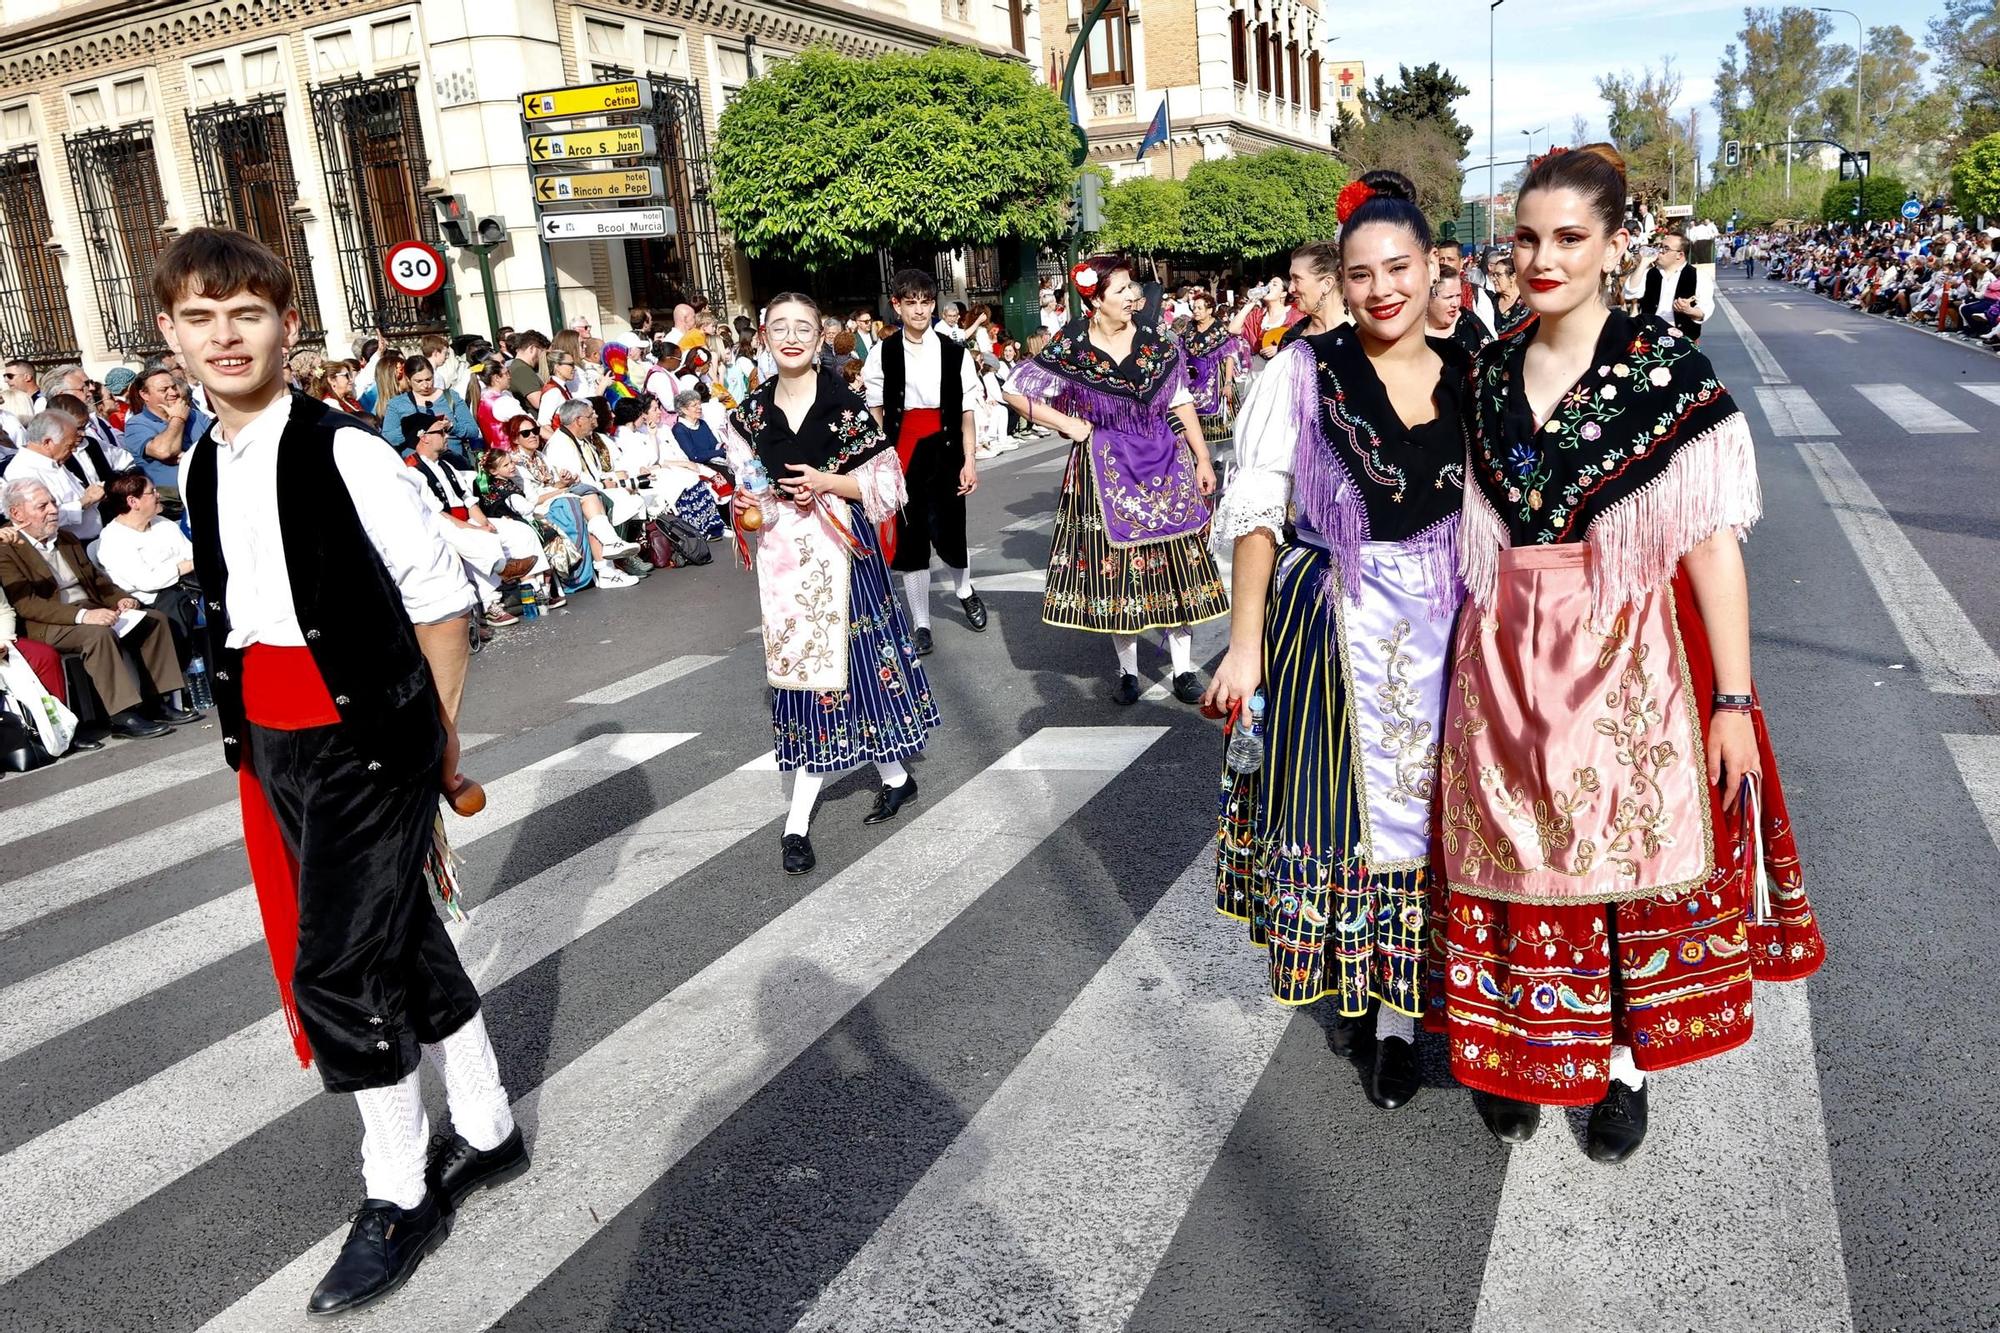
[771,504,940,773]
[672,483,727,541]
[1214,543,1427,1015]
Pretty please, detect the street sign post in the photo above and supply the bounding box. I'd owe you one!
[540,208,675,242]
[526,125,657,165]
[383,240,445,299]
[532,167,664,205]
[1901,198,1923,221]
[520,79,652,121]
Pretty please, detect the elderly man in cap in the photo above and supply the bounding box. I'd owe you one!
[0,477,191,738]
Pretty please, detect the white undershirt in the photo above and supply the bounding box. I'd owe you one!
[860,326,983,411]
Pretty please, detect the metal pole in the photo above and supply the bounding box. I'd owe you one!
[1062,0,1116,320]
[538,237,563,333]
[474,246,503,341]
[1488,1,1504,248]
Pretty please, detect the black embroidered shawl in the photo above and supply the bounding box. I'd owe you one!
[729,369,892,479]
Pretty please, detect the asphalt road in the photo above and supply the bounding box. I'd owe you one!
[1,285,1997,1332]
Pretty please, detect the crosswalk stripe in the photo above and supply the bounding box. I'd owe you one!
[199,725,1167,1331]
[1854,383,1976,434]
[1959,384,2000,410]
[1470,983,1854,1331]
[1139,617,1232,702]
[973,569,1050,593]
[0,733,758,1288]
[565,653,726,706]
[1796,442,2000,694]
[1752,385,1838,438]
[0,747,228,850]
[794,845,1290,1331]
[979,438,1071,471]
[0,733,693,1067]
[1944,735,2000,854]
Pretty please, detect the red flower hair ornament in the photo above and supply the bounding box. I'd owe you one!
[1335,178,1377,226]
[1069,260,1102,300]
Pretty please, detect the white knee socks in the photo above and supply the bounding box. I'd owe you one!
[902,569,932,628]
[949,566,973,598]
[1166,627,1194,676]
[354,1071,429,1210]
[421,1010,515,1152]
[786,769,825,837]
[878,759,909,788]
[1608,1043,1646,1089]
[1113,635,1139,677]
[1375,1007,1416,1043]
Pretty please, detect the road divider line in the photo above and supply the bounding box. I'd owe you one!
[1717,298,1788,384]
[0,733,694,1066]
[1944,735,2000,855]
[1796,442,2000,695]
[793,846,1290,1332]
[198,726,1168,1332]
[0,734,770,1289]
[1853,383,1976,434]
[566,653,727,706]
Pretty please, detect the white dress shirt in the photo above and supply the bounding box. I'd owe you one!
[5,447,98,539]
[860,327,984,412]
[181,394,474,650]
[94,516,192,599]
[78,415,133,469]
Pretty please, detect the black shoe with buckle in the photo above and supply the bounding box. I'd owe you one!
[306,1193,451,1317]
[1474,1091,1542,1145]
[912,627,934,656]
[426,1127,529,1212]
[1365,1036,1422,1111]
[862,776,919,825]
[1586,1078,1649,1163]
[782,833,815,875]
[154,704,202,726]
[1111,672,1141,706]
[959,592,988,631]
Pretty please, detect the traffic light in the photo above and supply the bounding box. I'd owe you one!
[474,215,508,247]
[1724,139,1741,168]
[433,193,472,248]
[1078,171,1105,232]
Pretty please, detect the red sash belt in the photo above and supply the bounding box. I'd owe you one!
[881,408,944,562]
[242,643,341,729]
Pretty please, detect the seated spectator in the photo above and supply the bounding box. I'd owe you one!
[4,410,105,540]
[671,389,724,466]
[509,414,639,582]
[93,470,201,661]
[101,367,137,435]
[310,359,367,415]
[536,336,585,434]
[612,393,725,538]
[362,352,406,418]
[381,354,482,462]
[44,390,136,506]
[0,478,189,738]
[122,366,210,502]
[402,412,537,628]
[547,398,646,533]
[287,347,324,393]
[508,330,551,414]
[474,448,566,608]
[475,360,526,450]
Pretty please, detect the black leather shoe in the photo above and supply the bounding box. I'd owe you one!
[913,627,934,656]
[109,711,171,739]
[1110,672,1141,705]
[959,592,988,631]
[1475,1092,1542,1144]
[427,1127,529,1211]
[781,833,815,875]
[67,734,105,752]
[1171,672,1204,705]
[306,1193,451,1316]
[862,776,919,825]
[1325,1011,1370,1057]
[153,705,202,726]
[1365,1036,1422,1110]
[1586,1079,1649,1163]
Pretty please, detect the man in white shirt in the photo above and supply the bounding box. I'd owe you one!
[160,225,524,1316]
[1642,232,1707,340]
[3,410,106,540]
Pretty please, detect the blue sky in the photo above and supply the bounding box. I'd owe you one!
[1333,0,1953,198]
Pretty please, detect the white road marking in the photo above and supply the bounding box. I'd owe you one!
[1853,383,1976,434]
[1717,297,1788,384]
[1944,735,2000,854]
[1139,617,1233,702]
[979,438,1071,471]
[1752,385,1839,438]
[0,733,693,1065]
[199,726,1167,1332]
[794,847,1291,1332]
[566,653,727,706]
[1960,384,2000,410]
[1797,443,2000,694]
[0,739,776,1288]
[0,748,227,849]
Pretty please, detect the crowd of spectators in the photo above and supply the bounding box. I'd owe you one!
[1752,215,2000,346]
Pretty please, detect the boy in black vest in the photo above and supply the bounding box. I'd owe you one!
[160,227,525,1316]
[860,268,986,655]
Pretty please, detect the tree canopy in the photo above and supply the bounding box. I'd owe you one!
[1096,149,1345,262]
[712,45,1077,269]
[1819,171,1912,222]
[1330,63,1469,225]
[1597,61,1700,204]
[1096,176,1187,256]
[1949,131,2000,216]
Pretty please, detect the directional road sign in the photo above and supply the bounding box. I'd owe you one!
[1901,198,1923,221]
[527,125,657,166]
[534,168,664,205]
[521,79,652,122]
[383,240,445,298]
[541,208,675,242]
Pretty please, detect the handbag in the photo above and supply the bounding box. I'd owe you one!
[642,514,713,568]
[0,647,75,763]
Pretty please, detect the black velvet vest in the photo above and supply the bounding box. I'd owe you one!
[1642,262,1702,340]
[185,392,444,780]
[880,331,965,451]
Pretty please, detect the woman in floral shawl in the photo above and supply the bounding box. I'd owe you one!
[1002,257,1228,705]
[1435,145,1824,1162]
[727,293,939,877]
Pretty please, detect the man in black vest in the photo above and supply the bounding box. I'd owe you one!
[1641,231,1708,340]
[861,267,985,655]
[159,227,526,1317]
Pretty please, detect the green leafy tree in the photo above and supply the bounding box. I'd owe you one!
[1950,131,2000,216]
[1819,170,1910,221]
[1361,63,1475,153]
[1696,163,1833,225]
[1929,0,2000,152]
[1335,116,1465,223]
[1598,61,1699,204]
[1097,176,1188,256]
[1712,8,1838,159]
[1181,156,1311,261]
[712,45,1076,269]
[1235,148,1349,222]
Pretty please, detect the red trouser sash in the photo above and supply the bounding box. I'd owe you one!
[236,644,342,1069]
[880,407,942,564]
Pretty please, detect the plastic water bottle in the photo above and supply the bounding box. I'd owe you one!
[737,455,772,531]
[186,656,214,710]
[517,585,540,621]
[1226,692,1266,775]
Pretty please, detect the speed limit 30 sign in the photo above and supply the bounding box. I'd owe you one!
[384,240,446,298]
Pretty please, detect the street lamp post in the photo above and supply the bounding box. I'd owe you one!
[1814,7,1863,153]
[1489,0,1505,248]
[1522,124,1546,161]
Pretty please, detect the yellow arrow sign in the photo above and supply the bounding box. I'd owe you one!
[533,167,664,204]
[526,125,657,165]
[520,79,652,121]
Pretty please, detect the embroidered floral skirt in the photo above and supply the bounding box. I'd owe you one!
[1426,562,1825,1105]
[1216,545,1427,1015]
[1042,444,1228,635]
[771,517,940,774]
[671,483,727,542]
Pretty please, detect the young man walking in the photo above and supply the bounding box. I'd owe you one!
[161,227,526,1316]
[861,268,985,655]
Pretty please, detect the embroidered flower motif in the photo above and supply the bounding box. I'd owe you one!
[1649,366,1673,387]
[1579,422,1602,442]
[1612,364,1631,378]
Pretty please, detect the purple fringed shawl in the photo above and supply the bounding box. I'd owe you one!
[1012,318,1210,548]
[1181,322,1245,415]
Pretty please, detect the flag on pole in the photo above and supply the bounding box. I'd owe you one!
[1136,98,1169,163]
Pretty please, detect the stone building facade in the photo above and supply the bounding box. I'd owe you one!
[0,0,1042,370]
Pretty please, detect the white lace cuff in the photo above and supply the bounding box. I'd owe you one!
[854,449,908,526]
[1210,468,1290,557]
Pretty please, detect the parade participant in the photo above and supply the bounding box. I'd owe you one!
[1207,170,1471,1109]
[1427,260,1492,358]
[1003,256,1226,705]
[861,268,985,655]
[1485,251,1535,338]
[727,292,938,876]
[161,228,527,1314]
[1437,145,1824,1160]
[1277,241,1346,349]
[1181,290,1246,444]
[1642,229,1708,341]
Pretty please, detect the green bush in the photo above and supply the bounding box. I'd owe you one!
[1818,171,1912,222]
[1949,132,2000,218]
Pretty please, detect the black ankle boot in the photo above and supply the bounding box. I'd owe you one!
[1365,1036,1422,1110]
[1586,1079,1649,1163]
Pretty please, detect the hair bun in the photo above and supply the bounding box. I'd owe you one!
[1356,169,1416,204]
[1573,142,1628,183]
